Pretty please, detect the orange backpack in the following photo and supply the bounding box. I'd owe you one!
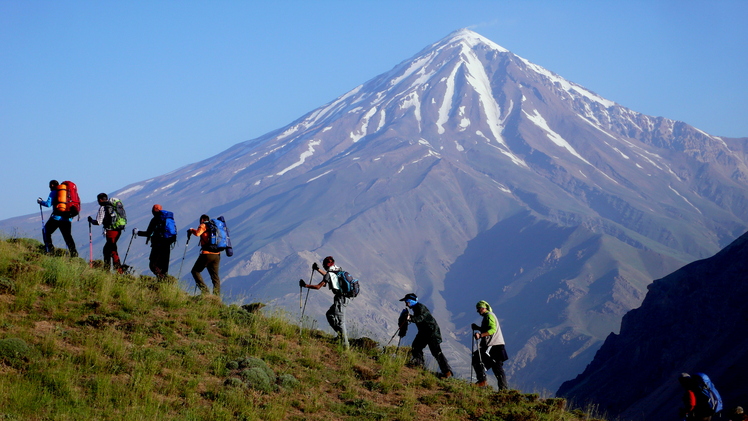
[55,181,80,218]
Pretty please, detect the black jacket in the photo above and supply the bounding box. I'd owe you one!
[409,302,442,343]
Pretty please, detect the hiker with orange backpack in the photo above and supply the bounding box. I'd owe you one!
[37,179,78,257]
[87,193,127,273]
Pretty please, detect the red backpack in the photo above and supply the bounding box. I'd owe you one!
[55,181,81,218]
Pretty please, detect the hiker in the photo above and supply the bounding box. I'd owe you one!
[187,214,221,296]
[87,193,126,273]
[399,293,453,378]
[471,300,508,389]
[133,204,176,279]
[299,256,350,349]
[37,179,78,257]
[678,372,722,421]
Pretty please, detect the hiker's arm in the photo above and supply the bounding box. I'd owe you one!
[305,280,326,290]
[137,217,157,237]
[90,206,106,226]
[189,223,206,237]
[37,193,53,208]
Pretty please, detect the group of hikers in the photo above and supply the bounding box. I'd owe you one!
[38,179,743,402]
[37,179,225,296]
[36,178,510,388]
[298,256,509,389]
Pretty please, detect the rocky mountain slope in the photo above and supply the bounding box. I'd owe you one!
[3,29,748,392]
[557,229,748,420]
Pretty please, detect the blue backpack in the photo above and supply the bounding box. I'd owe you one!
[334,270,360,298]
[206,217,230,254]
[694,372,723,415]
[157,210,177,243]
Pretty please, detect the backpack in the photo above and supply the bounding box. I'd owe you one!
[55,181,80,218]
[397,309,409,338]
[205,217,229,253]
[155,210,177,243]
[694,372,723,415]
[107,198,127,230]
[333,270,360,298]
[217,216,233,256]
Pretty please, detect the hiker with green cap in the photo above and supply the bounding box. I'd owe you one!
[471,300,508,389]
[400,293,453,378]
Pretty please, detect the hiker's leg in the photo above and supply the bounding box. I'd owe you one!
[160,246,171,276]
[428,339,452,375]
[108,230,122,270]
[149,245,170,278]
[43,219,58,252]
[410,334,427,368]
[493,360,508,390]
[59,219,77,257]
[333,295,349,348]
[487,346,508,390]
[472,350,488,382]
[206,254,220,295]
[326,302,340,333]
[149,249,162,278]
[103,230,116,270]
[190,254,209,294]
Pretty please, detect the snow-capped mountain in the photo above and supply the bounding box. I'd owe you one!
[4,29,748,392]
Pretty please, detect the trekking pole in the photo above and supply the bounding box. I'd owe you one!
[122,230,135,267]
[299,269,314,333]
[88,220,94,267]
[39,204,49,253]
[470,332,475,383]
[178,232,191,280]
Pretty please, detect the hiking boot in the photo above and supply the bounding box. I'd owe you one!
[474,380,488,388]
[438,371,453,379]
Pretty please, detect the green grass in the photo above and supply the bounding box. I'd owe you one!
[0,237,606,420]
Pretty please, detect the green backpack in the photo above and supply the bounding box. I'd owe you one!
[107,198,127,230]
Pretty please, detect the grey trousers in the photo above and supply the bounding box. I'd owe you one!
[326,294,349,347]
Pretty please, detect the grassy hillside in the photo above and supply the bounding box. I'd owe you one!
[0,238,605,421]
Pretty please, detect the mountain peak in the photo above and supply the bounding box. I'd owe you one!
[442,28,510,53]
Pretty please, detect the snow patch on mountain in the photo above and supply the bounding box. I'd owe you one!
[524,109,591,165]
[277,140,321,176]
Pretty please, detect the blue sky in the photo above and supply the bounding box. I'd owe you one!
[2,1,747,221]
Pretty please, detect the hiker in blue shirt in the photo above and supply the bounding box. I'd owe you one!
[37,180,77,257]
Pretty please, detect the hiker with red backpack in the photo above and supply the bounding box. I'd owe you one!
[87,193,126,273]
[37,179,78,257]
[134,204,177,279]
[471,300,508,389]
[299,256,352,349]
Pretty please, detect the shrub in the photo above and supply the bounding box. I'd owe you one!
[0,276,15,294]
[0,337,31,366]
[239,357,276,383]
[278,373,300,391]
[241,367,274,393]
